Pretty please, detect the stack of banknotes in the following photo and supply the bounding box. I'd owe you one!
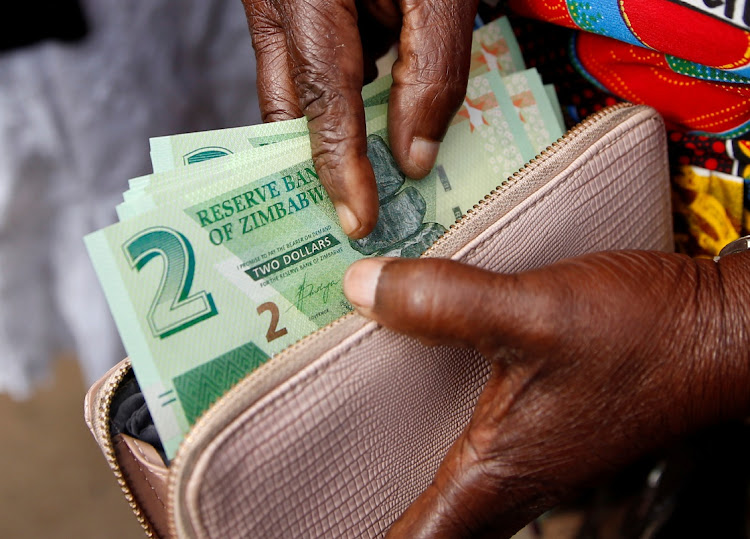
[85,17,564,459]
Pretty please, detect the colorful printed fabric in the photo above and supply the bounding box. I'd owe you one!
[672,164,747,255]
[569,33,750,138]
[494,3,750,257]
[508,1,750,78]
[509,0,750,137]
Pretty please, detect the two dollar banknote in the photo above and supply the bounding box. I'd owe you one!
[85,17,564,459]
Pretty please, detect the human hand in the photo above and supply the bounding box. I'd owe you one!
[241,0,479,238]
[342,250,750,537]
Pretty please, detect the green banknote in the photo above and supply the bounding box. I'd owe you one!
[503,69,565,153]
[118,135,312,221]
[545,84,566,132]
[150,116,307,174]
[122,104,387,217]
[118,104,390,221]
[126,66,550,220]
[361,73,392,108]
[469,16,526,77]
[147,16,524,176]
[149,98,388,174]
[123,65,556,222]
[124,74,534,224]
[85,70,539,459]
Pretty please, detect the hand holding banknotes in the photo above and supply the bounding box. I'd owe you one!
[240,1,750,536]
[343,251,750,537]
[241,0,478,238]
[73,0,750,531]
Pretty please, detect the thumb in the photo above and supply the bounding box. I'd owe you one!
[342,257,555,351]
[343,257,590,537]
[344,258,551,538]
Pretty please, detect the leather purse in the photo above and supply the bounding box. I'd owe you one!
[85,104,673,538]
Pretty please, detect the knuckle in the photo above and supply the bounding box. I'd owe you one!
[246,8,288,57]
[244,0,281,24]
[309,126,366,195]
[292,64,345,117]
[394,2,473,107]
[261,106,300,122]
[250,22,283,51]
[311,141,347,185]
[299,85,366,183]
[257,79,302,121]
[393,58,468,116]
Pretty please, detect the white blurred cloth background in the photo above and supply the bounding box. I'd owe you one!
[0,0,261,397]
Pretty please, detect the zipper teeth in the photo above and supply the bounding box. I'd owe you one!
[424,102,632,256]
[97,360,158,538]
[166,310,358,537]
[166,102,634,537]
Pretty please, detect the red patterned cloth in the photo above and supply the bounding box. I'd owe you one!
[486,2,750,256]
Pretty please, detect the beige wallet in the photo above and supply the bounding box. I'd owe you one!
[85,104,673,538]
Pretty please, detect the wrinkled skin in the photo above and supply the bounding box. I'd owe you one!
[241,0,478,238]
[242,2,750,536]
[342,251,750,537]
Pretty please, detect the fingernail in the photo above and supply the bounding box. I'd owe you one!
[335,203,361,237]
[343,258,387,312]
[409,137,440,174]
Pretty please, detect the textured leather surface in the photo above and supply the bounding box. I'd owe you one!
[85,360,169,538]
[173,106,673,538]
[113,434,171,538]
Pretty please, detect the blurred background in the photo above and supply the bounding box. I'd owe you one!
[0,1,260,536]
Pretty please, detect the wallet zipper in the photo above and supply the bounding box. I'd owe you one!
[426,102,632,256]
[165,102,636,538]
[95,102,635,538]
[95,358,159,538]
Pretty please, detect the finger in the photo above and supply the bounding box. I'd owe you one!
[388,0,479,178]
[346,257,574,537]
[343,257,559,353]
[280,0,379,239]
[242,1,302,121]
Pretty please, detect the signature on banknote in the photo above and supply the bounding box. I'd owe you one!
[292,272,340,311]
